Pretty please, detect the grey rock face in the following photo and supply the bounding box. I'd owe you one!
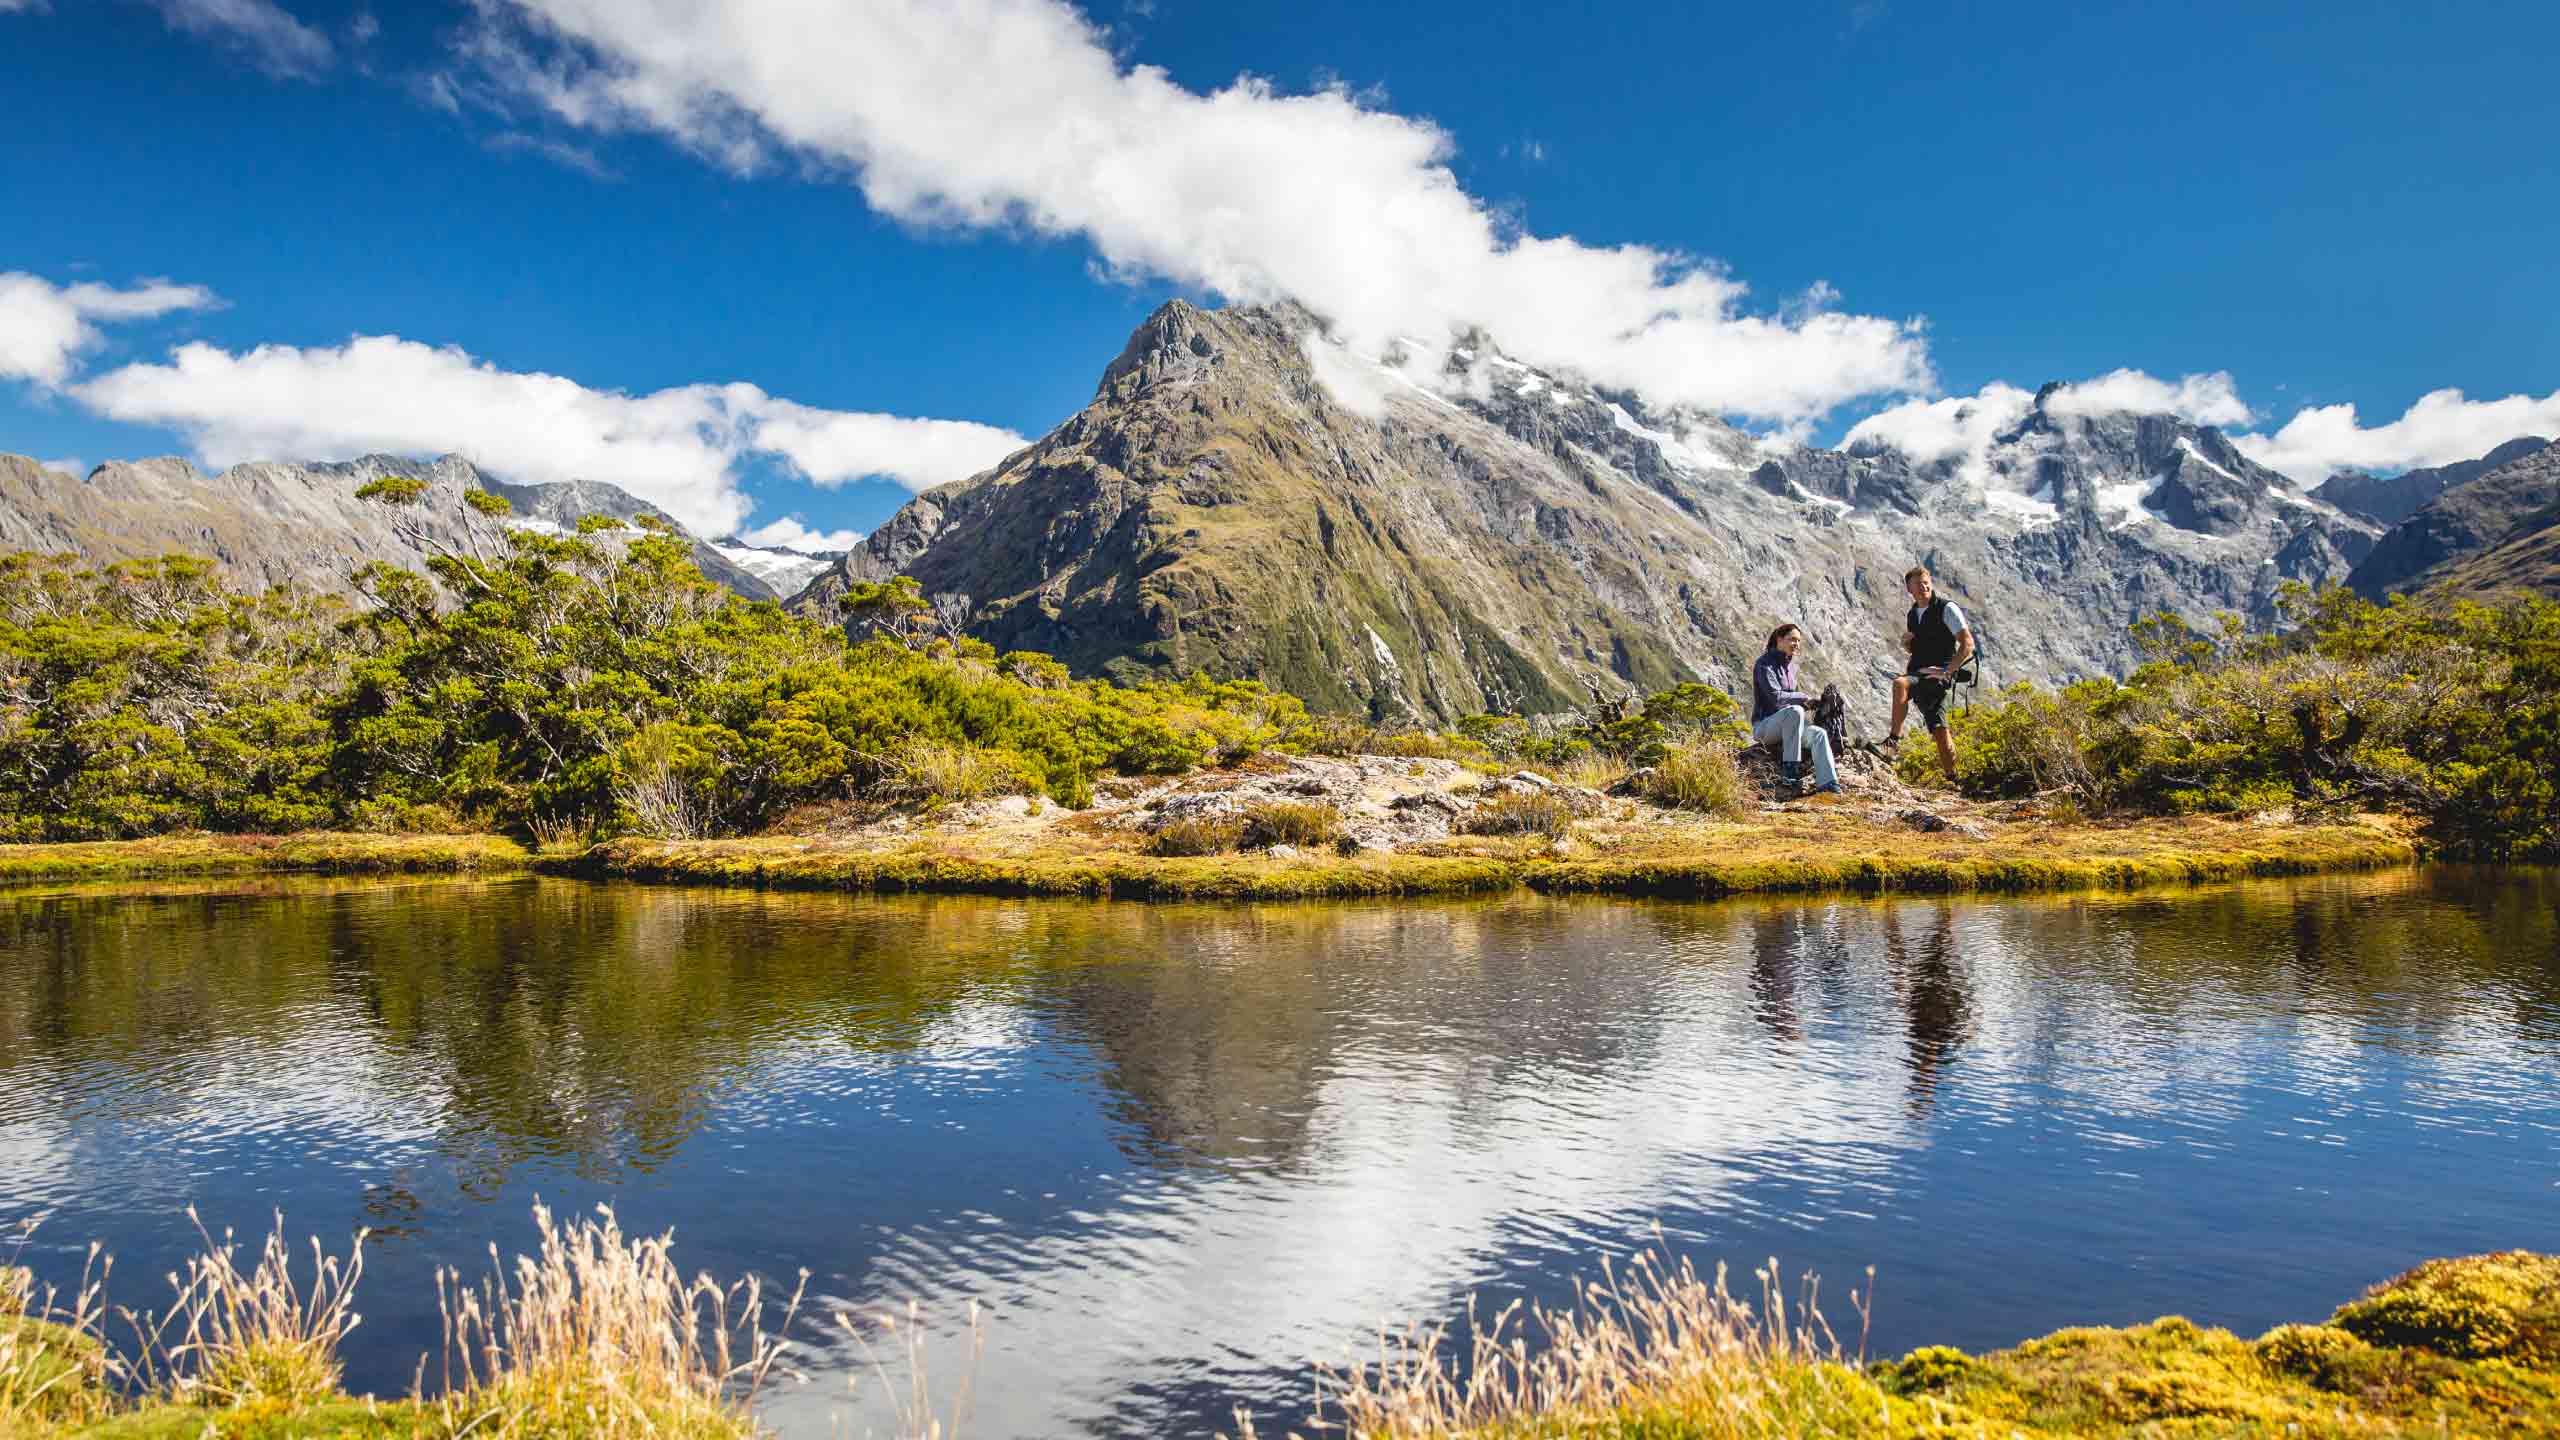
[0,451,515,593]
[796,301,2379,724]
[0,451,780,601]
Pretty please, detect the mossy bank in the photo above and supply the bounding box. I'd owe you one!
[0,833,530,884]
[550,811,2414,902]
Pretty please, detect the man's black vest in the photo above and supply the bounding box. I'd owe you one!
[1908,596,1960,669]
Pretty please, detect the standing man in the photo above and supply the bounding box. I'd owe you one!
[1886,566,1972,781]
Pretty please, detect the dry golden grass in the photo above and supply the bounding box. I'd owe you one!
[13,1204,804,1439]
[1230,1248,1884,1440]
[835,1298,985,1440]
[1638,741,1748,817]
[142,1210,364,1409]
[1146,816,1248,856]
[3,1220,118,1433]
[432,1202,801,1439]
[1239,800,1342,849]
[1457,791,1576,840]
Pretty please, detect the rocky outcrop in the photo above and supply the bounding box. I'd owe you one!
[0,451,780,600]
[796,301,2377,722]
[2349,442,2560,599]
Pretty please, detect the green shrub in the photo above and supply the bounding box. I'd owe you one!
[1240,800,1340,849]
[1459,790,1576,838]
[1640,741,1747,816]
[1914,585,2560,859]
[0,525,1319,841]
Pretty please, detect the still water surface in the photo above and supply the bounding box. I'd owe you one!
[2,871,2556,1435]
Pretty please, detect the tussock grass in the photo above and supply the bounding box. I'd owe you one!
[145,1210,363,1409]
[1457,791,1576,840]
[867,738,1032,808]
[1233,1249,1885,1440]
[1145,816,1247,857]
[12,1204,803,1440]
[3,1220,117,1433]
[1639,741,1748,817]
[1239,801,1341,850]
[432,1202,800,1439]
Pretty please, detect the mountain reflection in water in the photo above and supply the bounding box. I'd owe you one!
[1,869,2555,1439]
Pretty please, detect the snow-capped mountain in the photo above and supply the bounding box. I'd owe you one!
[792,300,2381,721]
[708,540,844,597]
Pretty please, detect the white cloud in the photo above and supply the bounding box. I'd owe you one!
[0,0,52,14]
[0,272,222,387]
[455,0,1931,423]
[2231,387,2560,483]
[750,398,1025,491]
[2043,368,2250,427]
[73,333,1026,537]
[41,456,87,478]
[738,515,861,552]
[148,0,335,76]
[1845,382,2033,465]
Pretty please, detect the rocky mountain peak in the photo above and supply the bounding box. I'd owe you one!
[791,300,2387,722]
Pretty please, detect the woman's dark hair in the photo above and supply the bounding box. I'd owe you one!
[1766,623,1801,650]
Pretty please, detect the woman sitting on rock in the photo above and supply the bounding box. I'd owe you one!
[1750,623,1840,795]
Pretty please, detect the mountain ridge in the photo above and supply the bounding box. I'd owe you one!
[2351,441,2560,600]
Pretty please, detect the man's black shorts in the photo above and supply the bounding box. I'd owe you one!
[1906,669,1952,732]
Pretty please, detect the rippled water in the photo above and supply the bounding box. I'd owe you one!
[2,871,2556,1436]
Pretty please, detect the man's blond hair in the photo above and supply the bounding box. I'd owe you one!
[1904,565,1931,586]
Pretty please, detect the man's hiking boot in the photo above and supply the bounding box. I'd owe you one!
[1878,733,1902,755]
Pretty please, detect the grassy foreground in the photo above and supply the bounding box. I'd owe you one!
[1247,1250,2560,1440]
[550,812,2416,902]
[11,1222,2552,1438]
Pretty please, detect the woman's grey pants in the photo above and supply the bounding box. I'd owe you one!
[1751,706,1837,788]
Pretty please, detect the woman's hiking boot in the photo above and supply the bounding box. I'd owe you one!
[1780,760,1803,784]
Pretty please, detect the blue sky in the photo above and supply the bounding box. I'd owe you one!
[3,0,2555,547]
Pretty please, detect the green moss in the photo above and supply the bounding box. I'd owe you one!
[72,1397,433,1439]
[2253,1321,2371,1380]
[2331,1250,2560,1363]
